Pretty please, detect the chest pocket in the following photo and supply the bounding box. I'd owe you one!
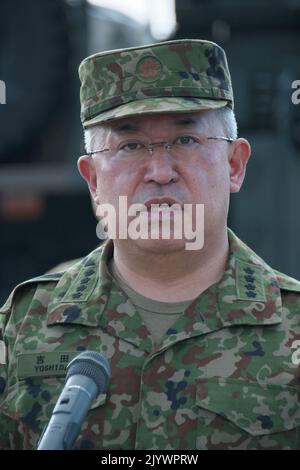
[195,378,300,450]
[0,376,107,449]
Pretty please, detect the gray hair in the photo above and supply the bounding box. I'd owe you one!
[84,126,99,154]
[212,106,238,140]
[83,107,238,154]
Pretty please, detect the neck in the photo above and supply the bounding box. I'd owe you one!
[112,227,229,302]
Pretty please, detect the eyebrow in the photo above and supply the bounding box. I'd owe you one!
[173,117,198,126]
[113,123,138,132]
[113,116,199,133]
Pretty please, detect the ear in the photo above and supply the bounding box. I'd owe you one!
[77,155,99,204]
[229,138,251,193]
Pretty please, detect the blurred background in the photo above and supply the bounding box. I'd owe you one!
[0,0,300,304]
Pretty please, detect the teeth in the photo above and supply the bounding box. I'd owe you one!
[145,201,183,212]
[148,203,174,211]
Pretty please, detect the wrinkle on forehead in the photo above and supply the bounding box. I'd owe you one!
[90,109,221,147]
[108,110,210,133]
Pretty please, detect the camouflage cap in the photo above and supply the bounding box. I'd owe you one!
[79,39,234,128]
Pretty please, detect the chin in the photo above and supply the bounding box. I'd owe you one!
[131,236,187,254]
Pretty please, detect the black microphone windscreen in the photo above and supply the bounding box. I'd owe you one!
[66,350,111,395]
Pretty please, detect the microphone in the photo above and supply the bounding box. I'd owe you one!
[37,350,111,450]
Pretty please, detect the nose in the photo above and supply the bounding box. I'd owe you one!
[143,145,179,185]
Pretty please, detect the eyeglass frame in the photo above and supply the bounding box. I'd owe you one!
[85,135,234,157]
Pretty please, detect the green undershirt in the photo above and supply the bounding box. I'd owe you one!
[108,259,195,344]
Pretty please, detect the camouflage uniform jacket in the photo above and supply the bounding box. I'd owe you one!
[1,228,300,450]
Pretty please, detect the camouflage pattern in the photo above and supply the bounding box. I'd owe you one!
[1,228,300,450]
[79,39,233,127]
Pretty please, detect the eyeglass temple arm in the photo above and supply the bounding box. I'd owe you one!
[207,136,234,142]
[86,148,110,155]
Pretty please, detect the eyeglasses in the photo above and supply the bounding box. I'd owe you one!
[86,134,234,159]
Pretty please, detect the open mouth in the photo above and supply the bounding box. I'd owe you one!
[148,203,176,211]
[144,197,183,212]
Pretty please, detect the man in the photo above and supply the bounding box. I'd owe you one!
[1,39,300,450]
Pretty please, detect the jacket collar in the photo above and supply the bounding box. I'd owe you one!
[47,229,282,353]
[206,228,282,328]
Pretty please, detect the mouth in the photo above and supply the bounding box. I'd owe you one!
[143,197,183,211]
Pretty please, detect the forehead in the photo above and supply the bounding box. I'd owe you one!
[103,110,213,133]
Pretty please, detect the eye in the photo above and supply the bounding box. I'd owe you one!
[119,141,144,153]
[174,135,197,146]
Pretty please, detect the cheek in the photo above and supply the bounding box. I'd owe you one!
[93,160,115,201]
[205,154,230,185]
[188,158,225,183]
[186,157,230,199]
[94,160,138,202]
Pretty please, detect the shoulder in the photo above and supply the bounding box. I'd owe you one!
[273,269,300,293]
[0,271,63,346]
[0,272,63,318]
[274,270,300,312]
[0,245,104,328]
[228,228,300,298]
[272,269,300,319]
